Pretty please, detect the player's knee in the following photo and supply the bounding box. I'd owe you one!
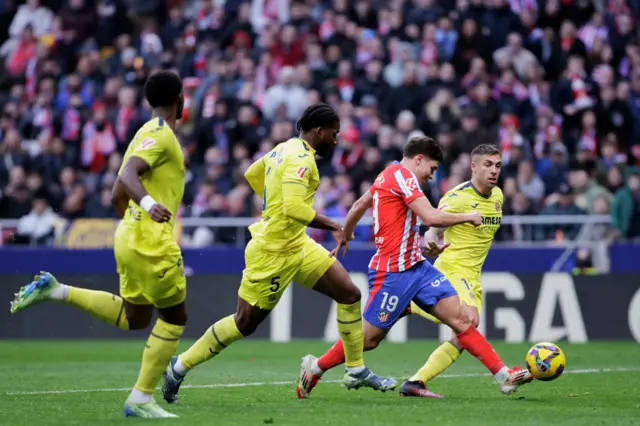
[233,311,258,337]
[363,335,381,351]
[338,285,361,305]
[128,315,151,330]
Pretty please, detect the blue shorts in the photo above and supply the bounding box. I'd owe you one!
[363,261,458,329]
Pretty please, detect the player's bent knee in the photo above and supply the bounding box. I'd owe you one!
[363,336,381,351]
[233,311,259,336]
[335,283,361,305]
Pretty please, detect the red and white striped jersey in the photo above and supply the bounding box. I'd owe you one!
[368,162,425,272]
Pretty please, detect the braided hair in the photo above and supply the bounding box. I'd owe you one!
[296,103,339,132]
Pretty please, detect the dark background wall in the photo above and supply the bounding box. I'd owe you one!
[3,272,640,342]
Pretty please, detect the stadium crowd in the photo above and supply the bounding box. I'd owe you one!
[1,0,640,245]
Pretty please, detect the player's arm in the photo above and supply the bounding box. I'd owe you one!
[244,156,266,197]
[408,196,481,228]
[110,178,130,218]
[117,136,171,223]
[343,190,373,240]
[423,226,448,257]
[395,169,480,228]
[281,155,339,229]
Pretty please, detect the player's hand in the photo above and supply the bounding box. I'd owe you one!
[149,203,172,223]
[468,211,482,227]
[423,241,450,257]
[329,227,349,258]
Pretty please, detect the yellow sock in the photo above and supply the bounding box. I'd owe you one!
[66,287,129,330]
[337,301,364,368]
[410,341,461,383]
[179,315,243,369]
[134,319,185,393]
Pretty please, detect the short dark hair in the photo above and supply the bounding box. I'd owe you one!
[296,103,339,132]
[471,144,501,157]
[144,71,183,109]
[403,136,443,162]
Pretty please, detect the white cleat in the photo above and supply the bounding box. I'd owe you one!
[296,355,322,399]
[500,366,533,395]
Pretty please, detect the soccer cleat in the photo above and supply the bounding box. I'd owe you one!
[399,380,444,398]
[500,366,533,395]
[9,272,60,314]
[162,356,185,404]
[343,367,398,392]
[123,399,178,418]
[296,354,322,399]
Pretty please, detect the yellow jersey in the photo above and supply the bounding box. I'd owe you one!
[434,181,503,282]
[248,137,320,253]
[117,116,185,255]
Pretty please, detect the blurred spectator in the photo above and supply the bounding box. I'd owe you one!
[12,191,58,245]
[612,168,640,240]
[537,183,586,241]
[0,0,639,244]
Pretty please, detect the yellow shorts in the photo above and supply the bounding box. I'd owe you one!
[239,237,336,310]
[409,271,483,324]
[115,237,186,309]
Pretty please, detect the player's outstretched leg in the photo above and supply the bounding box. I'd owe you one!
[401,303,476,398]
[10,272,132,329]
[162,298,267,404]
[428,296,532,395]
[297,262,397,398]
[299,319,395,398]
[124,303,186,418]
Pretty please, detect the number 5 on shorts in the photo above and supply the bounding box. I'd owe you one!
[269,276,281,292]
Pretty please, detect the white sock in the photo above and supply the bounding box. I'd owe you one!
[127,388,153,404]
[174,356,189,376]
[310,358,323,376]
[494,366,509,384]
[49,284,69,301]
[346,365,366,375]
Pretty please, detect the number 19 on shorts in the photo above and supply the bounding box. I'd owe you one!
[380,292,398,312]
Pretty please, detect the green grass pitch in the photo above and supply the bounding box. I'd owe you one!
[1,340,639,425]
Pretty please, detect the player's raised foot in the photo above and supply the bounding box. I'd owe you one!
[162,356,185,404]
[9,272,60,314]
[343,367,398,392]
[399,380,444,398]
[296,354,323,399]
[499,366,533,395]
[124,399,178,418]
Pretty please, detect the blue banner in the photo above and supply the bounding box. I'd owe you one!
[0,244,580,274]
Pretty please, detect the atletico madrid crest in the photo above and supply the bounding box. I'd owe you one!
[378,310,389,322]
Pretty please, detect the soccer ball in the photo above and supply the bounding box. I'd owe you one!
[525,342,566,381]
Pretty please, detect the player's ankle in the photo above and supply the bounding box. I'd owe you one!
[310,358,324,376]
[127,388,153,404]
[494,366,509,384]
[49,284,68,301]
[346,365,366,375]
[174,356,189,376]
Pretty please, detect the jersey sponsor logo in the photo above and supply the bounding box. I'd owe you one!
[405,177,418,191]
[138,137,157,150]
[448,193,458,197]
[296,167,308,179]
[471,203,479,208]
[298,154,309,158]
[495,201,502,212]
[481,216,502,225]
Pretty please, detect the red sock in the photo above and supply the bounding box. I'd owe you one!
[317,339,346,372]
[456,326,505,375]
